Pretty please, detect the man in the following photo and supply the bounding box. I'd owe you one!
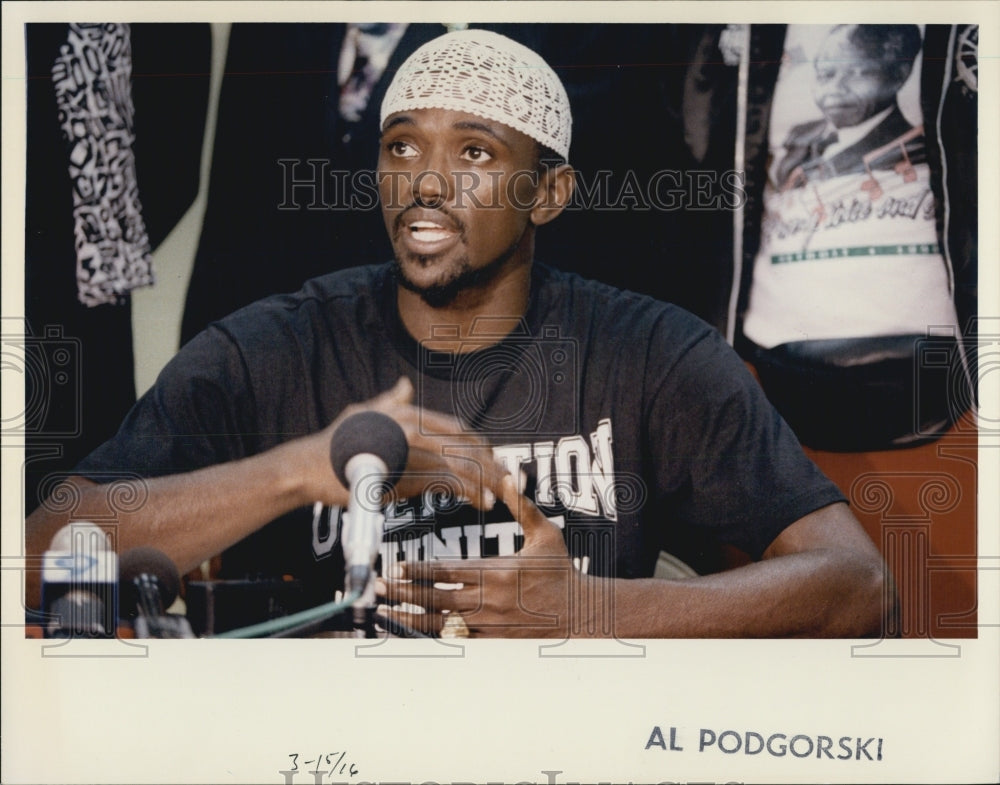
[181,23,708,345]
[774,24,925,190]
[25,30,891,638]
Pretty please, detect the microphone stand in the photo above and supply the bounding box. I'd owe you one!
[130,573,196,639]
[353,598,377,638]
[342,467,386,639]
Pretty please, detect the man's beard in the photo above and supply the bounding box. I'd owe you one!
[392,241,520,308]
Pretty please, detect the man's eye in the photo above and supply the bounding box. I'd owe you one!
[388,141,418,158]
[461,146,493,162]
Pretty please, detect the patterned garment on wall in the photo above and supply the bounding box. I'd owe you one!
[52,23,154,307]
[337,22,408,123]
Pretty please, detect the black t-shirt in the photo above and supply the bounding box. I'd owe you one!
[77,263,844,602]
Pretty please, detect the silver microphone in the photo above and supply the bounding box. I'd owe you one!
[329,412,409,604]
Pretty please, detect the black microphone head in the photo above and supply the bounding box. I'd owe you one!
[119,547,181,616]
[329,411,409,487]
[47,591,108,638]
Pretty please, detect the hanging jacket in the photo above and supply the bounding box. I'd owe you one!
[681,23,979,450]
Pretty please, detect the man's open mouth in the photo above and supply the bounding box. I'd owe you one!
[408,220,456,244]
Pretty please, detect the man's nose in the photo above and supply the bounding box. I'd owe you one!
[829,67,856,92]
[414,151,451,206]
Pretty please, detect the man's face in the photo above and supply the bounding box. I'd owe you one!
[378,108,543,307]
[812,26,905,129]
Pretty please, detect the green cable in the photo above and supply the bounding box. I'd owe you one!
[211,590,361,639]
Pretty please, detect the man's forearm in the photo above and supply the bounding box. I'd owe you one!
[605,548,891,638]
[24,379,510,612]
[24,439,341,609]
[394,489,893,639]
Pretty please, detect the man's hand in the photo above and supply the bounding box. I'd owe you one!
[381,474,602,638]
[24,376,511,610]
[292,377,509,512]
[379,476,891,638]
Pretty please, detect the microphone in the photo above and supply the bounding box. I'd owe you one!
[42,522,117,638]
[329,411,408,603]
[119,547,195,639]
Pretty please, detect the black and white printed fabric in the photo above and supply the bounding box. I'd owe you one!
[52,23,154,307]
[75,263,843,605]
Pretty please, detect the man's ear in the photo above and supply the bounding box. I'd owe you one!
[530,164,575,227]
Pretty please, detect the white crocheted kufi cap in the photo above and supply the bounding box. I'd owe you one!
[380,29,572,161]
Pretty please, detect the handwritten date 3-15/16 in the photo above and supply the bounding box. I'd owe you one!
[279,751,359,783]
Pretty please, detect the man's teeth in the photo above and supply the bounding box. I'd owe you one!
[409,221,453,242]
